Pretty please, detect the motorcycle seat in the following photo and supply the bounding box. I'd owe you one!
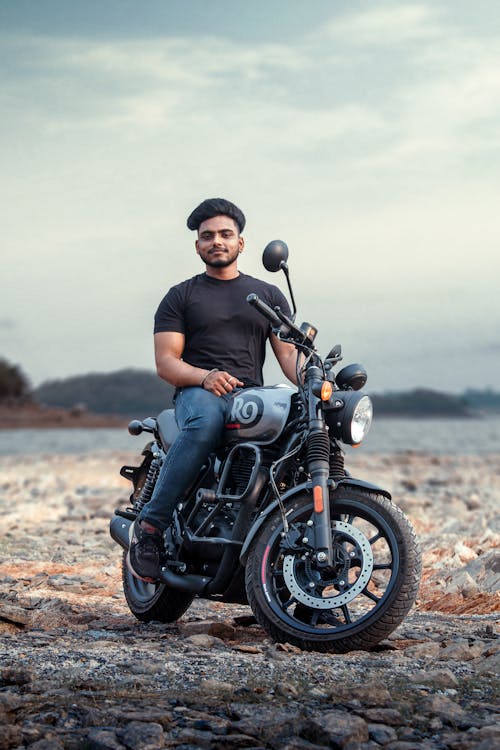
[156,409,179,450]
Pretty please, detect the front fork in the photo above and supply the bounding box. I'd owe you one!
[307,428,334,567]
[306,369,335,567]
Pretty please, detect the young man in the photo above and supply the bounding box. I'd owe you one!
[127,198,298,582]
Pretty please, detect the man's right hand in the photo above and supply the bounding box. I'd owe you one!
[202,369,244,397]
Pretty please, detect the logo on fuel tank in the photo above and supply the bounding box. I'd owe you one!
[228,393,264,429]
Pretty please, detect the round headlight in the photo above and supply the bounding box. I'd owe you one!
[350,395,373,444]
[324,392,373,445]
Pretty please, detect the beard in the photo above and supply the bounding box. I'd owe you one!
[200,248,240,268]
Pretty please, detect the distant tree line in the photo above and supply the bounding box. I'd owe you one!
[463,388,500,411]
[34,369,175,417]
[371,389,471,417]
[2,357,500,417]
[0,358,31,403]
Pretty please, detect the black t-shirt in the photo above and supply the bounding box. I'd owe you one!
[154,272,291,387]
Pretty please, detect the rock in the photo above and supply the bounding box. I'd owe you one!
[453,541,478,563]
[0,666,33,685]
[402,641,441,659]
[443,570,479,596]
[0,725,23,750]
[199,678,235,695]
[85,728,126,750]
[231,705,305,744]
[421,694,471,727]
[464,549,500,592]
[117,721,165,750]
[183,633,224,649]
[28,739,65,750]
[307,687,330,700]
[0,601,31,626]
[362,708,404,725]
[330,684,393,707]
[274,681,300,698]
[439,641,484,661]
[232,643,261,653]
[280,741,331,750]
[180,620,236,639]
[475,650,500,674]
[408,668,459,688]
[304,709,369,746]
[276,641,303,654]
[368,723,398,744]
[473,724,500,742]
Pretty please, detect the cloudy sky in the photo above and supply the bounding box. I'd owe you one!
[1,0,499,393]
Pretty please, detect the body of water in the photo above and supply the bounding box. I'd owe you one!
[1,416,500,456]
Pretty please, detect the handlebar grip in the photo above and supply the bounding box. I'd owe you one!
[246,293,283,327]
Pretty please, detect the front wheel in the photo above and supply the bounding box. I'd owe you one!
[122,552,194,623]
[245,487,421,652]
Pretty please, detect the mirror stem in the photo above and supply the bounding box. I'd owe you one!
[280,262,297,320]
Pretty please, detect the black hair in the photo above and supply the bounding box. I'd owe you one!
[186,198,246,233]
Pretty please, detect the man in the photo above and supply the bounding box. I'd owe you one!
[127,198,298,582]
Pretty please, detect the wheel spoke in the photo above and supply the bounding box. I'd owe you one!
[318,610,343,626]
[368,531,383,544]
[362,587,381,603]
[341,604,352,624]
[309,610,320,625]
[373,563,392,570]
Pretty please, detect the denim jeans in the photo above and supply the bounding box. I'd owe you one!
[138,386,235,530]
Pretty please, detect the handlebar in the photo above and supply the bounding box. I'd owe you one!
[247,293,316,347]
[246,293,284,329]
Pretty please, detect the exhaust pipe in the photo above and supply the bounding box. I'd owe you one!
[110,514,131,550]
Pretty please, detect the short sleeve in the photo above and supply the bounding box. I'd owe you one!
[154,286,186,334]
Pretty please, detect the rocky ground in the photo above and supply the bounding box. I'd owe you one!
[0,449,498,749]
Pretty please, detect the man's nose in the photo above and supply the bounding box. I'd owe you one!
[213,234,224,246]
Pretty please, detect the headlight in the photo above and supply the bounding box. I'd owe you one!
[324,392,373,445]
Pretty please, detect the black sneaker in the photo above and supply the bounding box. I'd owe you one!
[126,520,164,582]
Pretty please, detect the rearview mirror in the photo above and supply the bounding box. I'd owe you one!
[263,240,289,272]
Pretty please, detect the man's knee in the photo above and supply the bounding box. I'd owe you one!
[177,390,226,443]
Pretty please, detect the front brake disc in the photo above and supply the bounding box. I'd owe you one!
[282,520,374,609]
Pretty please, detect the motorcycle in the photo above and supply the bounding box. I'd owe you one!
[110,240,421,652]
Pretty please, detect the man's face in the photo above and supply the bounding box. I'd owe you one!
[195,215,244,268]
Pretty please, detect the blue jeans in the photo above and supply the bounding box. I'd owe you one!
[138,386,235,530]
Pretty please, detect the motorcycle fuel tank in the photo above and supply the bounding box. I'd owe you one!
[223,385,295,445]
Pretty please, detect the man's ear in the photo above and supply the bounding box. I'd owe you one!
[238,235,244,253]
[195,238,200,256]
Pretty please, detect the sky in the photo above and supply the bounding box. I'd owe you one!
[1,0,499,394]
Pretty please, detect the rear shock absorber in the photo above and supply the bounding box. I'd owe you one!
[133,453,162,513]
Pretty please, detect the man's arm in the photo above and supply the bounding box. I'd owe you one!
[270,334,301,385]
[154,332,243,395]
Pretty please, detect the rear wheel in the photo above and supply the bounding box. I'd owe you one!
[245,487,421,652]
[122,552,194,623]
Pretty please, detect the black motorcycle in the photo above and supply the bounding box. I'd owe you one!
[110,241,421,652]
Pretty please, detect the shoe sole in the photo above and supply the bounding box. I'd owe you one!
[126,521,159,584]
[125,550,158,584]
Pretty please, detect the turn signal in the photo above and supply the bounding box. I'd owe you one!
[321,381,333,401]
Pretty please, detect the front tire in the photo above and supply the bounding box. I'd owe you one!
[122,552,194,623]
[245,487,421,652]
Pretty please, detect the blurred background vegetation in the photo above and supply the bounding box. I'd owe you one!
[1,357,499,418]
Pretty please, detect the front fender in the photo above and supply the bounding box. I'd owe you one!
[239,477,391,565]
